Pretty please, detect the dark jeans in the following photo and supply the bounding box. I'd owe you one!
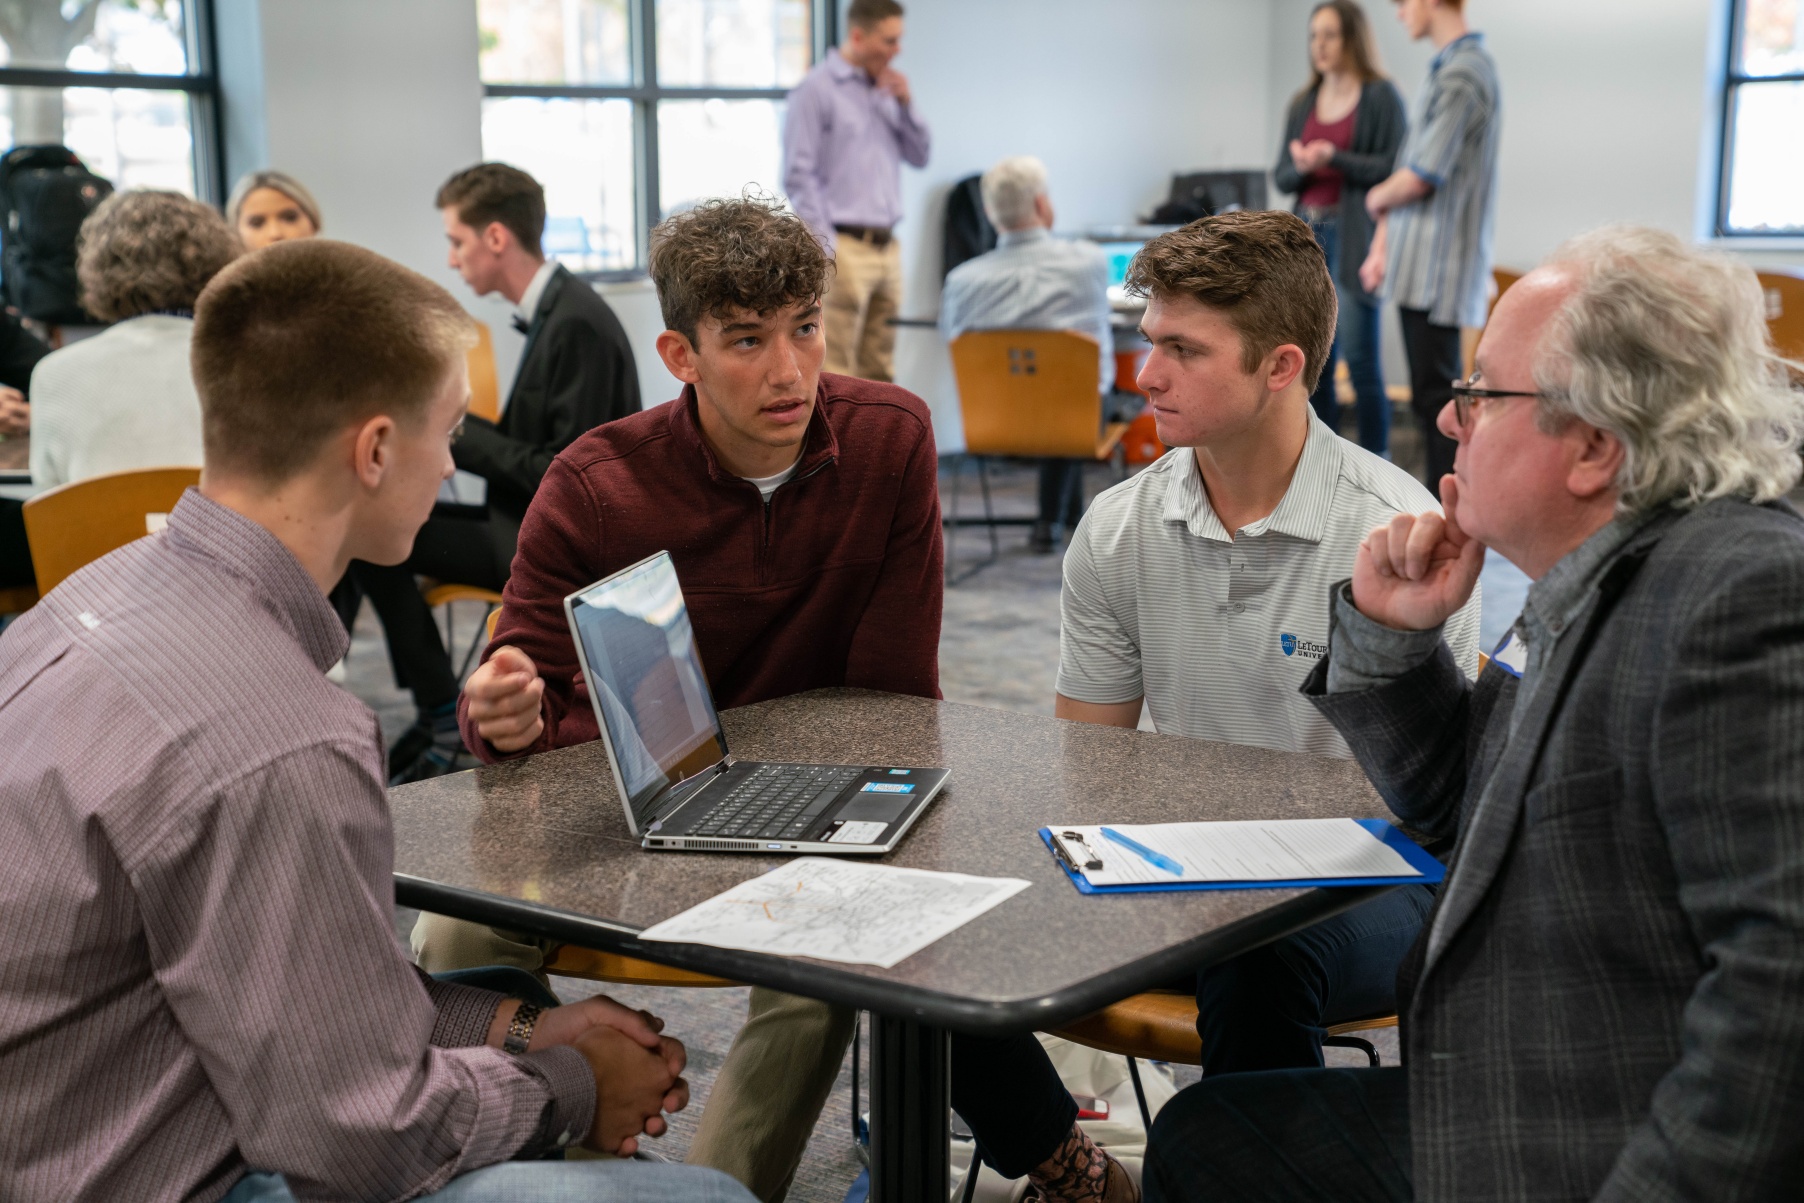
[0,498,32,588]
[1037,459,1084,530]
[341,507,514,714]
[1143,1066,1412,1202]
[1306,219,1390,456]
[1397,307,1462,497]
[949,885,1433,1178]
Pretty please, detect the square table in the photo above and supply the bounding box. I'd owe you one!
[390,688,1397,1200]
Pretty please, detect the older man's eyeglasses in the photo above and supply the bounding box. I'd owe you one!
[1449,373,1547,431]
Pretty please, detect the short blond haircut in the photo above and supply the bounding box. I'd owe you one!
[76,190,241,322]
[1535,226,1804,511]
[192,240,475,483]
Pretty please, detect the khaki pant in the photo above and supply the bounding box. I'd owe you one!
[411,913,855,1203]
[824,233,903,382]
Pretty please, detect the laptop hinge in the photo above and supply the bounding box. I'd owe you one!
[646,758,733,830]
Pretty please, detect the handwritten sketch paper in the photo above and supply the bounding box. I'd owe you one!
[1060,819,1423,887]
[638,858,1032,968]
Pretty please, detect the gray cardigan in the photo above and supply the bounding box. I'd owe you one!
[1273,78,1406,299]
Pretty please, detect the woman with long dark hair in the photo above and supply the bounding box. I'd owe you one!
[1273,0,1405,455]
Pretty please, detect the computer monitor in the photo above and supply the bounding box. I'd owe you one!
[1097,241,1144,291]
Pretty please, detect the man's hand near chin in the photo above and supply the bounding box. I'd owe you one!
[1351,474,1486,632]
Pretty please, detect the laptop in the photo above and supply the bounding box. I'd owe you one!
[564,551,950,854]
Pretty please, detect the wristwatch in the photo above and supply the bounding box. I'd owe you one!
[503,1002,543,1055]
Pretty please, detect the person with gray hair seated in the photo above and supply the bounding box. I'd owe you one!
[27,189,241,490]
[1143,225,1804,1201]
[939,154,1112,552]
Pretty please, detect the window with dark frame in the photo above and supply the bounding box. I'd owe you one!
[0,0,222,203]
[478,0,835,275]
[1717,0,1804,237]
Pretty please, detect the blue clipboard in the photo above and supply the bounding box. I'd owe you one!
[1038,819,1446,895]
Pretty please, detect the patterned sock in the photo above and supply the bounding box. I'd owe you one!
[1027,1123,1111,1203]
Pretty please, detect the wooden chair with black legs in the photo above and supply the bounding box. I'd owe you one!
[1757,268,1804,372]
[22,466,201,594]
[946,330,1129,585]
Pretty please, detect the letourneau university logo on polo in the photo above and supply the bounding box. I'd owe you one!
[1280,633,1327,661]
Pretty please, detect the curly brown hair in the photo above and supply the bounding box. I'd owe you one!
[77,190,242,322]
[648,195,832,343]
[193,239,475,483]
[1126,209,1337,391]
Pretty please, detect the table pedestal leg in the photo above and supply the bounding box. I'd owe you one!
[868,1014,951,1202]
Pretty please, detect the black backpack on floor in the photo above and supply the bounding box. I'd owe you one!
[0,145,113,325]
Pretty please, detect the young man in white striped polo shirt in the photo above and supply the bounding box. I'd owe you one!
[947,211,1479,1203]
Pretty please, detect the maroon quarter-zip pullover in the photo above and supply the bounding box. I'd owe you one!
[461,372,943,760]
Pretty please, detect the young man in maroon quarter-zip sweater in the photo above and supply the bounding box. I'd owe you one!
[416,196,942,1203]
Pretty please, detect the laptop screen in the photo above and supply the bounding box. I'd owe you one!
[568,553,727,825]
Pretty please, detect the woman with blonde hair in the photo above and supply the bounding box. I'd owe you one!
[227,170,322,250]
[27,190,240,489]
[1273,0,1405,455]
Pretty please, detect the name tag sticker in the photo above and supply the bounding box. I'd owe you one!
[1491,632,1527,678]
[861,782,914,793]
[829,820,891,844]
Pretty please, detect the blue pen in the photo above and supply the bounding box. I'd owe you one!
[1100,826,1185,876]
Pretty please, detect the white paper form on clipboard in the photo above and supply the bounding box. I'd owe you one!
[1047,818,1434,890]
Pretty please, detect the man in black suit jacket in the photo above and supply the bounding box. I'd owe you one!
[1144,228,1804,1203]
[361,163,640,781]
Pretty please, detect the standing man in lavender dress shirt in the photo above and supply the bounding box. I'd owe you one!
[783,0,929,382]
[0,240,751,1203]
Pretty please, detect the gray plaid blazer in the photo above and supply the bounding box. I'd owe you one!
[1304,497,1804,1201]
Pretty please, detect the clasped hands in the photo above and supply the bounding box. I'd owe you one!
[1352,474,1486,632]
[1288,137,1337,175]
[0,385,28,438]
[490,992,690,1156]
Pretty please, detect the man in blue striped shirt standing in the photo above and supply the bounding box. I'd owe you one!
[1360,0,1501,496]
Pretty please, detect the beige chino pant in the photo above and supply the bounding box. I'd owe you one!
[411,912,855,1203]
[823,232,904,382]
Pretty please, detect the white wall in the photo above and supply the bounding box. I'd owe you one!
[889,0,1276,450]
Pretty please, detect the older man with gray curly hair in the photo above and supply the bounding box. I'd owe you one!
[27,189,241,490]
[1143,225,1804,1202]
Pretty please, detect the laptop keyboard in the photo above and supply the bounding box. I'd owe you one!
[689,764,863,840]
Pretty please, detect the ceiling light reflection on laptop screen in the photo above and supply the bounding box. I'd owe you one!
[571,557,726,824]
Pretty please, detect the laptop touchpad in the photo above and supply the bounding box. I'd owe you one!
[836,794,912,823]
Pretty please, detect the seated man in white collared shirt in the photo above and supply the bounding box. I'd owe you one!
[946,210,1480,1203]
[939,156,1113,552]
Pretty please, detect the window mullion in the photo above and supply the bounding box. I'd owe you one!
[637,0,661,260]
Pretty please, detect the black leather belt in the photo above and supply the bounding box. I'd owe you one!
[834,224,893,248]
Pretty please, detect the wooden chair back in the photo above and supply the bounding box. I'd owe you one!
[22,466,201,594]
[950,330,1107,458]
[1758,270,1804,364]
[467,321,501,423]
